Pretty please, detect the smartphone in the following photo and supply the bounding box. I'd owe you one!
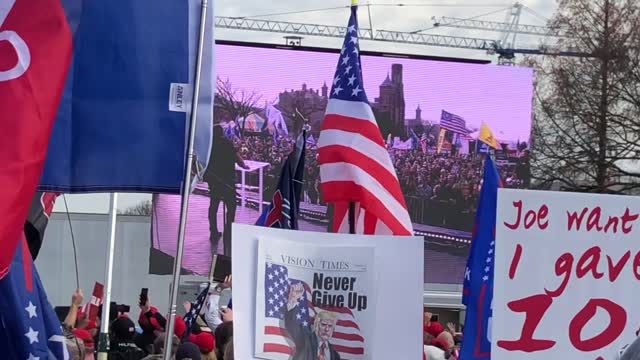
[210,255,231,283]
[139,288,149,307]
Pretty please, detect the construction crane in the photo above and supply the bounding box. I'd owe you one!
[429,2,582,64]
[215,14,588,65]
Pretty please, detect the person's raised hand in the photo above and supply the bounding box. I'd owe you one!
[183,301,192,313]
[288,283,304,303]
[71,288,84,307]
[220,307,233,322]
[424,312,433,324]
[140,298,151,314]
[447,322,457,334]
[221,275,232,289]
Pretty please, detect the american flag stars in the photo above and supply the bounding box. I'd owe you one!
[329,12,368,103]
[483,240,495,282]
[25,301,37,318]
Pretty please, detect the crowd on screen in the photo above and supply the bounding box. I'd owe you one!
[231,134,529,230]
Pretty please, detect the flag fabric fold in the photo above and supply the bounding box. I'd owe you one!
[24,192,60,261]
[0,0,72,279]
[183,283,211,339]
[38,0,214,193]
[318,5,412,236]
[460,155,502,360]
[0,236,69,360]
[256,131,307,229]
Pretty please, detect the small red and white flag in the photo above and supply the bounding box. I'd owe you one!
[318,5,413,236]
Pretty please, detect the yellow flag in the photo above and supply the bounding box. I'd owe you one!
[436,128,446,154]
[478,122,500,149]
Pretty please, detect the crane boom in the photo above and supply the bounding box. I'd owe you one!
[431,16,562,37]
[215,16,589,63]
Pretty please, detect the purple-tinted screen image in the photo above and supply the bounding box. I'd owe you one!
[151,43,534,284]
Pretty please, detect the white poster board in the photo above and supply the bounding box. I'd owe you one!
[493,189,640,360]
[232,224,424,360]
[255,239,376,359]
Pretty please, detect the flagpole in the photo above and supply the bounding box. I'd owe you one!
[163,0,208,358]
[347,0,358,235]
[97,192,118,360]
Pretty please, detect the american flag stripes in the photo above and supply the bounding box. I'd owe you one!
[318,5,413,236]
[262,263,365,360]
[439,110,470,135]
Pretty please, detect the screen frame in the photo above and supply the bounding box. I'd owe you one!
[215,39,491,66]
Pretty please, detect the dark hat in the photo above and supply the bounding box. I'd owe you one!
[111,317,136,341]
[176,342,202,360]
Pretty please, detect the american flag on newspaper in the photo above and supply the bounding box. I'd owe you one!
[439,110,470,135]
[318,5,412,236]
[261,263,365,360]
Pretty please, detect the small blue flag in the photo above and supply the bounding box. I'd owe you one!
[256,131,306,229]
[0,236,69,360]
[460,155,502,360]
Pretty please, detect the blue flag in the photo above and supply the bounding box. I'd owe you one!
[410,128,419,150]
[256,131,307,229]
[0,236,69,360]
[39,0,213,193]
[460,155,502,360]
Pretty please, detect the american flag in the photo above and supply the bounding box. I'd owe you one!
[439,110,470,135]
[0,235,69,359]
[318,5,413,236]
[261,263,365,360]
[183,283,210,339]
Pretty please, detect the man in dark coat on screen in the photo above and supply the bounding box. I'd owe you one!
[204,125,248,256]
[284,283,341,360]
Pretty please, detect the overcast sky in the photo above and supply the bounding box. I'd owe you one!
[55,0,557,214]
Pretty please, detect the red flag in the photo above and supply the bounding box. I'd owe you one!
[0,0,72,279]
[88,282,104,322]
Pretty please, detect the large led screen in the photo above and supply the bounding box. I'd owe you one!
[151,42,534,284]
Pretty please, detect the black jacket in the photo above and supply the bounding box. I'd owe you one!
[283,306,340,360]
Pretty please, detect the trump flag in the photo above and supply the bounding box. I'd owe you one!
[39,0,214,193]
[0,0,72,278]
[461,155,502,360]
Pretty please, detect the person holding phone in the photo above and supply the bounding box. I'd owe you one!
[204,275,232,331]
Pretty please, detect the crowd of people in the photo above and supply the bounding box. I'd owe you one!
[59,277,235,360]
[230,134,529,230]
[423,312,462,360]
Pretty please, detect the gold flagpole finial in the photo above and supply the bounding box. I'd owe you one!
[351,0,358,6]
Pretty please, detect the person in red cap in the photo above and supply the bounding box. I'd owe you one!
[174,315,187,339]
[73,328,95,355]
[136,297,167,354]
[424,312,444,338]
[191,332,216,360]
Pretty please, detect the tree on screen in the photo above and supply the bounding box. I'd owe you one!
[216,77,262,136]
[277,88,327,137]
[530,0,640,194]
[119,200,152,216]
